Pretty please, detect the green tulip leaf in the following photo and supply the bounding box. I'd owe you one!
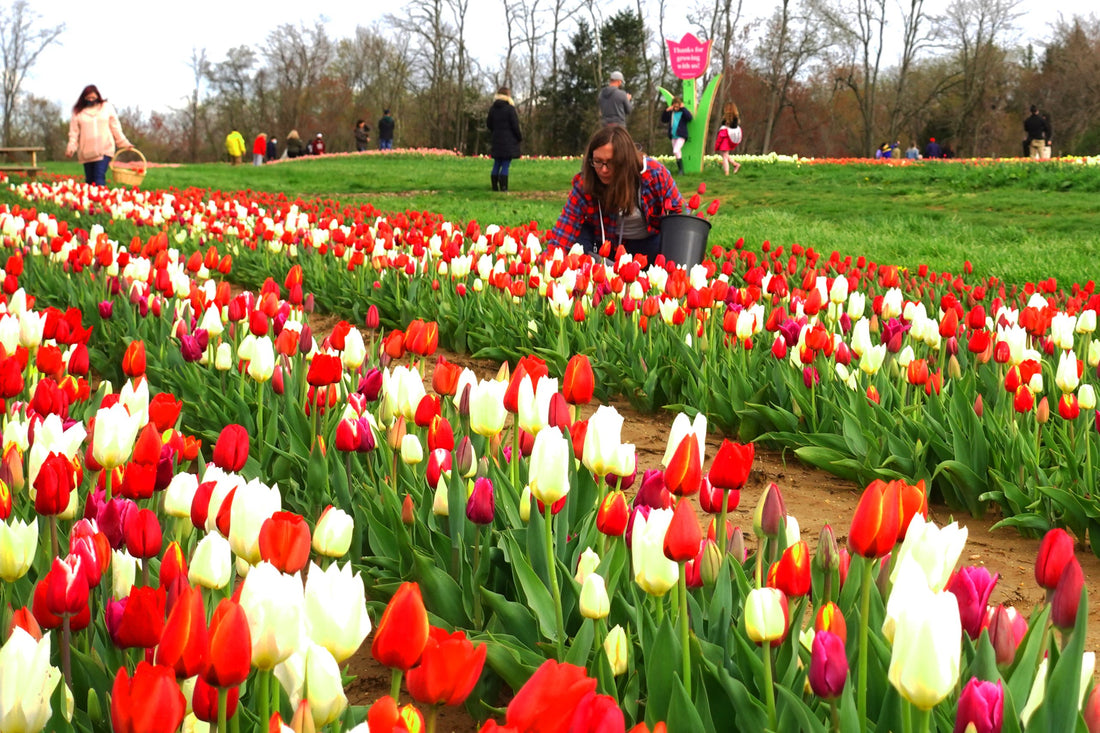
[1032,591,1088,732]
[501,532,559,642]
[665,674,707,733]
[776,683,827,733]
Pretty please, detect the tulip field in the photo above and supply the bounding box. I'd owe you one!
[1,154,1100,732]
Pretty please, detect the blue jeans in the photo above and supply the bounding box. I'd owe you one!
[84,156,111,186]
[379,139,393,150]
[492,158,512,176]
[573,224,661,260]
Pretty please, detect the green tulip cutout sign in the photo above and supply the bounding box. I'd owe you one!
[659,34,721,174]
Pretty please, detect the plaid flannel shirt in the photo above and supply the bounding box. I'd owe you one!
[547,158,684,249]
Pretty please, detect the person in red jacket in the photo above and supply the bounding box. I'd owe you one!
[311,133,326,155]
[547,125,683,260]
[252,133,267,166]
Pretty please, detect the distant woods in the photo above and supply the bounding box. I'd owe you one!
[8,0,1100,161]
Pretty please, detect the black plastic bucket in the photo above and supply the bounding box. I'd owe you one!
[660,214,711,269]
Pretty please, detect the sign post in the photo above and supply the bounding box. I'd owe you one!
[659,33,721,175]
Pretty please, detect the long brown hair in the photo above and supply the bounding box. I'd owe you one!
[73,85,105,114]
[582,126,643,214]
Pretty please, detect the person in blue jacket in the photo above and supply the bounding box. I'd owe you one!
[660,97,693,175]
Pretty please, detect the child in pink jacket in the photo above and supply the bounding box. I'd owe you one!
[65,84,132,186]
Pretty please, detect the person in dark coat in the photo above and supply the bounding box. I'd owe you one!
[487,86,522,192]
[1024,105,1052,159]
[266,136,278,161]
[378,110,395,150]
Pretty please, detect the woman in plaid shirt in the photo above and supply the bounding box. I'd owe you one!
[547,126,684,260]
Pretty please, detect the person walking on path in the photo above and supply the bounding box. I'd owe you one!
[660,96,693,175]
[715,104,742,175]
[378,110,396,150]
[598,71,633,127]
[252,133,267,165]
[225,129,246,164]
[354,120,371,152]
[1024,105,1051,160]
[65,84,133,186]
[487,86,523,192]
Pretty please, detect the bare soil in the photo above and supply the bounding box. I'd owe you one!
[327,335,1100,731]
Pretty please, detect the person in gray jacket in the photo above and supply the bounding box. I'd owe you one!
[599,71,633,127]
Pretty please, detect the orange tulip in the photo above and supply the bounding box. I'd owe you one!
[767,541,811,597]
[202,599,252,688]
[664,434,702,497]
[847,479,900,558]
[371,581,430,671]
[562,354,595,405]
[663,498,702,562]
[156,583,209,679]
[258,511,312,574]
[122,340,146,378]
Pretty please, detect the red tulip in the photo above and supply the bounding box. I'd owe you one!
[192,676,239,723]
[372,582,430,671]
[1035,528,1075,591]
[33,451,74,516]
[258,511,312,574]
[406,627,487,706]
[847,479,900,558]
[664,434,702,497]
[44,555,89,618]
[982,604,1027,667]
[110,662,186,733]
[688,193,702,211]
[148,392,184,433]
[212,424,249,471]
[124,508,163,560]
[156,583,209,679]
[32,578,91,632]
[118,460,156,501]
[203,599,252,688]
[432,356,462,396]
[566,691,626,733]
[504,660,598,732]
[465,477,495,525]
[663,498,702,563]
[106,586,166,649]
[8,605,43,640]
[767,541,811,597]
[596,490,630,536]
[122,340,146,377]
[1051,557,1085,630]
[563,354,595,405]
[306,353,343,386]
[708,439,754,492]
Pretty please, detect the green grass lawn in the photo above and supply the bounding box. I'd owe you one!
[40,154,1100,288]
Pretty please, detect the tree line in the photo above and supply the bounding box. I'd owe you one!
[3,0,1099,162]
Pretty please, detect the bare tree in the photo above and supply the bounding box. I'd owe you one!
[388,0,459,147]
[885,0,938,140]
[261,23,335,137]
[755,0,827,152]
[447,0,473,150]
[184,48,208,163]
[816,0,888,155]
[0,0,63,145]
[941,0,1022,154]
[519,0,546,137]
[207,46,256,130]
[500,0,523,87]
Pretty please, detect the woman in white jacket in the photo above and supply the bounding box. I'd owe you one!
[65,84,132,186]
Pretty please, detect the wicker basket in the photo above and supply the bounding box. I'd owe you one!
[110,147,146,187]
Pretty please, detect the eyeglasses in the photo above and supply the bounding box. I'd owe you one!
[590,157,613,171]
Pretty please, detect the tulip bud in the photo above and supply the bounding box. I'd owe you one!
[597,490,630,536]
[954,678,1004,733]
[579,573,610,619]
[1035,528,1075,592]
[604,624,629,676]
[947,566,999,640]
[575,547,600,585]
[983,604,1027,667]
[431,480,448,517]
[402,494,416,526]
[744,587,789,645]
[753,483,786,540]
[815,525,840,573]
[728,526,746,563]
[1083,683,1100,733]
[465,477,494,525]
[808,630,848,700]
[1036,395,1049,423]
[1051,557,1085,630]
[387,416,407,451]
[455,436,477,478]
[699,539,723,587]
[518,485,532,523]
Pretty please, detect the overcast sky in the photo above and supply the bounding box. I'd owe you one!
[25,0,1098,117]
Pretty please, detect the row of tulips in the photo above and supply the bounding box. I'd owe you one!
[0,192,1099,732]
[8,177,1100,550]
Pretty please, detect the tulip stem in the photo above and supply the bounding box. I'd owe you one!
[761,642,776,731]
[218,687,229,733]
[473,525,484,629]
[511,422,520,494]
[257,668,271,731]
[678,565,691,699]
[49,515,58,560]
[717,489,729,557]
[914,707,931,733]
[830,700,840,733]
[857,558,873,733]
[427,705,439,733]
[61,615,73,691]
[545,504,565,660]
[256,383,265,466]
[390,668,403,700]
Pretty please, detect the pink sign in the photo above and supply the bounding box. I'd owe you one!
[667,33,713,80]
